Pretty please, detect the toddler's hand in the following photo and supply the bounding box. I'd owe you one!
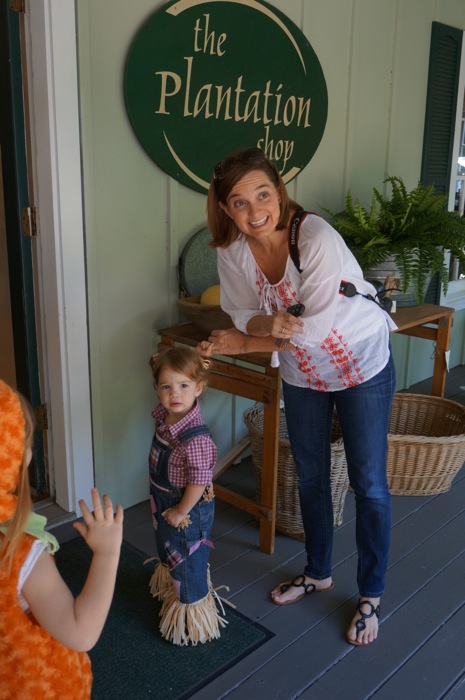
[195,340,215,357]
[162,505,191,529]
[73,487,124,557]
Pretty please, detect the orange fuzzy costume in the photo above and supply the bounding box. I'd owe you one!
[0,381,92,699]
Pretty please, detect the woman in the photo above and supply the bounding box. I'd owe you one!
[203,147,397,646]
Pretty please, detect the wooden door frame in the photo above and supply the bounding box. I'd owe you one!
[23,0,94,512]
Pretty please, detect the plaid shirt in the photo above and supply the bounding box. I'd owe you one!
[150,401,216,488]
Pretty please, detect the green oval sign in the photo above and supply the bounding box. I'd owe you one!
[124,0,328,193]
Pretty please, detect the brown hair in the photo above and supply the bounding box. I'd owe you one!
[0,390,34,574]
[150,347,209,391]
[207,147,302,248]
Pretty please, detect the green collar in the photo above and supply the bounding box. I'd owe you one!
[0,512,59,553]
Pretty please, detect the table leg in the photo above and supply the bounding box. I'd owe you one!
[431,316,453,397]
[259,393,281,554]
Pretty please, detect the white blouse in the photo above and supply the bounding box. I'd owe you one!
[217,214,397,391]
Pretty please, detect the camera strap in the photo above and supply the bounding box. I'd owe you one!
[288,212,392,313]
[288,210,310,273]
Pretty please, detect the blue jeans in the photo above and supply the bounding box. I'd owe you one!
[151,482,215,604]
[282,351,396,597]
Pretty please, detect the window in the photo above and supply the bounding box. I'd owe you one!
[452,92,465,218]
[448,59,465,286]
[421,22,465,307]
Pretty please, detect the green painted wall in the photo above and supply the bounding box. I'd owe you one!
[76,0,465,508]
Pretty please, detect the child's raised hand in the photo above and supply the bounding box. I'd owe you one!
[73,487,124,557]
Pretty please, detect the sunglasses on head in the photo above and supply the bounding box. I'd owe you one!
[213,147,267,181]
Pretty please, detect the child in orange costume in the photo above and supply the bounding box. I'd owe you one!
[0,380,123,699]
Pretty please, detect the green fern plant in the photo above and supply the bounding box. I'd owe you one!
[324,176,465,303]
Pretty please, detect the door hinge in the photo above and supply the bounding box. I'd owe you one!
[35,404,48,432]
[22,206,38,237]
[9,0,25,13]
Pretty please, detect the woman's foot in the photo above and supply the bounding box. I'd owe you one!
[270,574,334,605]
[346,597,380,646]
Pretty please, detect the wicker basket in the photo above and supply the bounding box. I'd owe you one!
[243,404,350,540]
[386,393,465,495]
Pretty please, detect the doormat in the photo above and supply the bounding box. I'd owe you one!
[55,537,273,699]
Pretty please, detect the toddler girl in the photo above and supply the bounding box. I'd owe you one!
[148,346,226,645]
[0,380,123,698]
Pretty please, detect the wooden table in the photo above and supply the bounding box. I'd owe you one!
[158,303,454,553]
[392,303,454,397]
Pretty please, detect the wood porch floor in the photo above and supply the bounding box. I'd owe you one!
[54,365,465,699]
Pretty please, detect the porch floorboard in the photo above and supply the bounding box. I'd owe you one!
[54,365,465,700]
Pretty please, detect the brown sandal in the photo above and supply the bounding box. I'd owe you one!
[271,574,335,606]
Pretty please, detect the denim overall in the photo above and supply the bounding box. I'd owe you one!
[149,425,215,605]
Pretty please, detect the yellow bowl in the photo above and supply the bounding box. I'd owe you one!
[177,296,233,334]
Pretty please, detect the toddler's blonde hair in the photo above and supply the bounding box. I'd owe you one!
[150,347,209,391]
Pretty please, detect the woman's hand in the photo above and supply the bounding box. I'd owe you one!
[248,311,304,339]
[202,326,299,355]
[206,328,249,355]
[271,310,304,339]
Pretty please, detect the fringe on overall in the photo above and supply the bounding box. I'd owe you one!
[149,561,229,646]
